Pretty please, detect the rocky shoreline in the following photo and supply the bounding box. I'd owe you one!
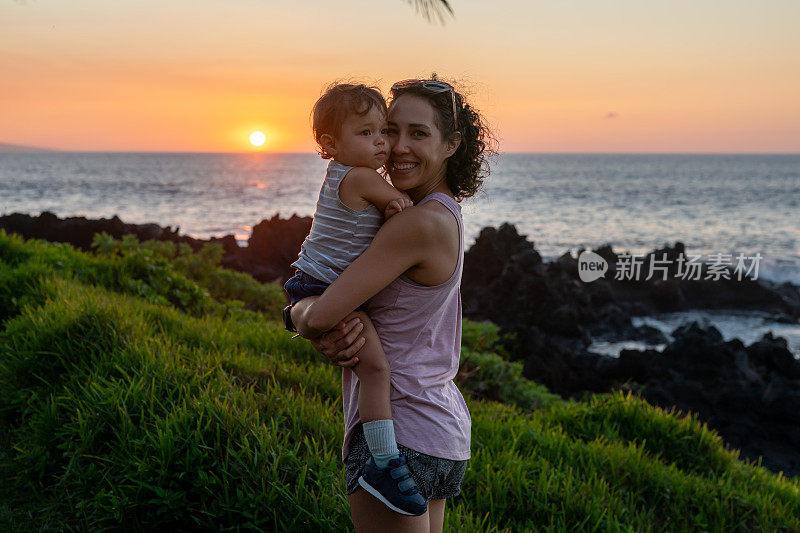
[0,211,311,283]
[2,211,799,477]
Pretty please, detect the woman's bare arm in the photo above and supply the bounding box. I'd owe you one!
[291,206,434,339]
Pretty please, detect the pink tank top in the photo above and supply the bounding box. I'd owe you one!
[341,192,471,462]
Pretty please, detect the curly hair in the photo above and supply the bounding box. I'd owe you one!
[389,75,496,200]
[311,82,387,160]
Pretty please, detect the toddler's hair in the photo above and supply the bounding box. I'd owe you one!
[312,83,387,159]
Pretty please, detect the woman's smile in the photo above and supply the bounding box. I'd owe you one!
[389,161,419,172]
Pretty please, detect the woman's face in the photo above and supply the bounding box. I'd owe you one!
[386,94,454,196]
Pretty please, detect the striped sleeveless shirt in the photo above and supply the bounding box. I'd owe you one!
[341,192,471,462]
[291,160,384,284]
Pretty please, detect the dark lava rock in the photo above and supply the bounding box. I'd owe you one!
[462,223,800,351]
[460,222,800,477]
[462,224,596,341]
[240,214,312,283]
[0,211,312,285]
[1,211,211,254]
[622,324,800,478]
[522,320,800,477]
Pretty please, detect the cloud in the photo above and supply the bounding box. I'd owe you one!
[604,112,619,119]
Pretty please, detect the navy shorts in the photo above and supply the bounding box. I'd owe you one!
[344,423,468,501]
[284,270,366,311]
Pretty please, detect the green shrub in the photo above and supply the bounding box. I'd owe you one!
[1,230,799,532]
[0,229,35,266]
[462,319,515,359]
[0,261,52,324]
[457,348,561,411]
[90,232,284,316]
[204,268,286,314]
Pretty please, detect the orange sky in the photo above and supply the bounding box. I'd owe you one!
[1,0,798,153]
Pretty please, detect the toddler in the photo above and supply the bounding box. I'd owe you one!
[282,83,425,516]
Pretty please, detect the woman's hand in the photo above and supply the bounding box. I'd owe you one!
[310,314,366,368]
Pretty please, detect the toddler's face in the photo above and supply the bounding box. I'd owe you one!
[333,106,389,170]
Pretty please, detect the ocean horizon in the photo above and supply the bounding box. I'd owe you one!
[3,151,798,279]
[3,151,799,356]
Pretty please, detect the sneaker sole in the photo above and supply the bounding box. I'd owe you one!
[357,475,426,516]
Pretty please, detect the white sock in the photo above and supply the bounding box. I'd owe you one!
[362,419,400,468]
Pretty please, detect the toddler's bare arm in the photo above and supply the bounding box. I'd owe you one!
[339,167,412,218]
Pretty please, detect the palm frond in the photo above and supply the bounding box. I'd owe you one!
[407,0,454,25]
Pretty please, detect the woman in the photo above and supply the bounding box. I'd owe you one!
[291,77,492,533]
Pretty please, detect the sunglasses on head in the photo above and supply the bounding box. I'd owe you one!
[391,79,458,128]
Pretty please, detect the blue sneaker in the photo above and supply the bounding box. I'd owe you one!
[357,456,427,516]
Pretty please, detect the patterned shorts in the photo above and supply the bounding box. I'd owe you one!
[283,270,366,310]
[343,423,468,502]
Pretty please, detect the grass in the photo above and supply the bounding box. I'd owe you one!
[1,229,798,531]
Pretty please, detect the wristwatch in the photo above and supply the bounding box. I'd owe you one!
[282,304,297,333]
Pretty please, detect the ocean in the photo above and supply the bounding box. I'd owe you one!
[2,152,799,355]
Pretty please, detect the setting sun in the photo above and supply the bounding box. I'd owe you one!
[249,131,266,147]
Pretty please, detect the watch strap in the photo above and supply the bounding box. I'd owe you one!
[282,304,297,333]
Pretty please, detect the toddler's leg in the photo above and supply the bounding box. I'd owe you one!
[349,312,427,515]
[349,311,391,422]
[348,312,398,468]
